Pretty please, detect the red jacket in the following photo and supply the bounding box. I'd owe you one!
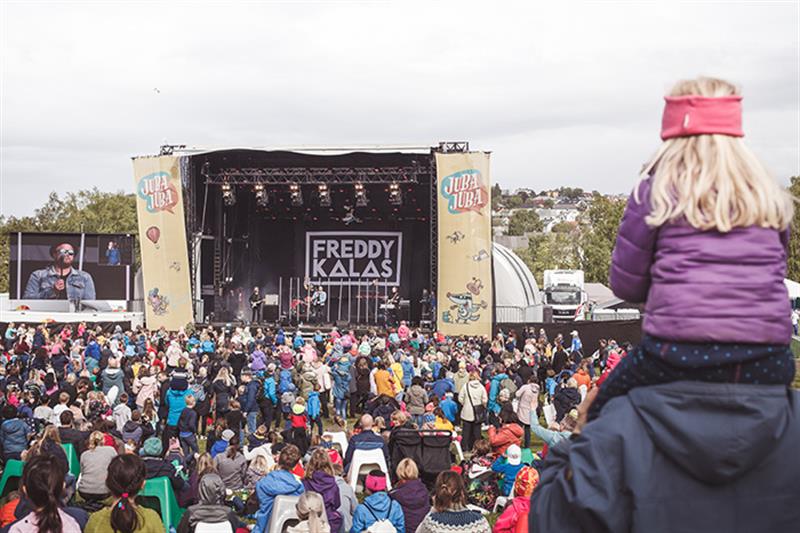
[488,423,523,456]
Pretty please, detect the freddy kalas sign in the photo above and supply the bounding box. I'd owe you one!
[305,231,402,286]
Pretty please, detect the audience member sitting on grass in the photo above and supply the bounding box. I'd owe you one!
[84,454,164,533]
[415,471,490,533]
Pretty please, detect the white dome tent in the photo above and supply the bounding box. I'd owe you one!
[492,242,543,323]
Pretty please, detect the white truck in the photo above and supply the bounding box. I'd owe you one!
[543,269,587,321]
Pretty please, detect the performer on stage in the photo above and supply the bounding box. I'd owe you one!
[311,285,327,322]
[385,286,400,327]
[250,286,263,324]
[420,289,432,322]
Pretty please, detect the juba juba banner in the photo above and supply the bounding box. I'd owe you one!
[132,155,194,330]
[435,152,493,338]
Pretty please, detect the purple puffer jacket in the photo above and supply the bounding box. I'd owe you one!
[302,470,342,533]
[610,178,791,345]
[389,478,431,533]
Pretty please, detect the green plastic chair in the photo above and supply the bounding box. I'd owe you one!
[61,443,80,478]
[137,476,185,532]
[0,460,25,497]
[521,448,536,465]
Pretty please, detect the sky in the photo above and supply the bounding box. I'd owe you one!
[1,1,798,217]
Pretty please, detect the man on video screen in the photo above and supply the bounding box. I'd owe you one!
[23,242,96,300]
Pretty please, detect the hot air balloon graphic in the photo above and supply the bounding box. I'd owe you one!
[145,226,161,249]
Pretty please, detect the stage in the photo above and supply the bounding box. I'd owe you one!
[179,146,441,327]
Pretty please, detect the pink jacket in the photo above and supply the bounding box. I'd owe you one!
[493,497,530,533]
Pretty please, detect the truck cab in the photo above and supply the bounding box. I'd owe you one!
[543,269,586,321]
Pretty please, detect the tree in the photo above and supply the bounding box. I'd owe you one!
[0,189,139,292]
[507,209,543,236]
[788,176,800,281]
[504,195,523,209]
[519,233,581,285]
[491,183,503,209]
[551,221,575,234]
[577,194,626,283]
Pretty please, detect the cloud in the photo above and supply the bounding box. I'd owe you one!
[1,1,798,216]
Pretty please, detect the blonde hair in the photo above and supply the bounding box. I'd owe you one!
[250,455,270,476]
[638,77,793,232]
[88,431,106,450]
[295,492,329,533]
[396,458,419,481]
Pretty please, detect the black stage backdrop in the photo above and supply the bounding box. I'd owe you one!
[189,150,434,324]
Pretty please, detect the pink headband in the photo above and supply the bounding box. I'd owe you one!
[661,95,744,140]
[365,473,387,492]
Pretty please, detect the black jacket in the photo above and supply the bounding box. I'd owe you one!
[531,382,800,533]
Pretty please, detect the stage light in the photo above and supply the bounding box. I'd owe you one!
[355,183,368,207]
[318,184,331,207]
[222,183,236,206]
[389,182,402,206]
[290,183,303,206]
[254,184,268,207]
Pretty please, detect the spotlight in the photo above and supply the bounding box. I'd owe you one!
[290,183,303,206]
[355,183,368,207]
[389,183,402,206]
[222,183,236,206]
[254,184,268,207]
[318,184,331,207]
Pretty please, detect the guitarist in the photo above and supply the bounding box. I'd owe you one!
[249,286,263,324]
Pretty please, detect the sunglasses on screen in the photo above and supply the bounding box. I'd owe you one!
[57,249,75,256]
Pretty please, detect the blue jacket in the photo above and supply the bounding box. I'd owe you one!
[332,360,352,400]
[84,341,101,361]
[243,380,260,413]
[488,373,508,414]
[0,418,29,455]
[210,439,228,458]
[351,492,405,533]
[165,388,190,426]
[400,360,414,387]
[263,376,278,404]
[440,398,458,423]
[431,378,454,399]
[531,382,800,533]
[307,391,321,420]
[254,469,304,533]
[491,457,524,496]
[343,430,388,471]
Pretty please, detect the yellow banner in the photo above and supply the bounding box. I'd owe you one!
[133,155,194,331]
[436,152,493,337]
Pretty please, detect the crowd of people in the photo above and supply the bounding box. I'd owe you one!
[0,319,609,533]
[3,76,800,533]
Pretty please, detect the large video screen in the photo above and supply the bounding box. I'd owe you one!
[9,233,135,300]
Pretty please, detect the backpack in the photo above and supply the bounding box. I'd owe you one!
[501,377,518,396]
[279,369,295,394]
[365,504,397,533]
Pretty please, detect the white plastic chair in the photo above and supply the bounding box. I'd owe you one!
[452,439,464,463]
[322,431,348,455]
[493,482,516,512]
[347,448,391,493]
[268,495,301,533]
[579,384,588,402]
[195,522,233,533]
